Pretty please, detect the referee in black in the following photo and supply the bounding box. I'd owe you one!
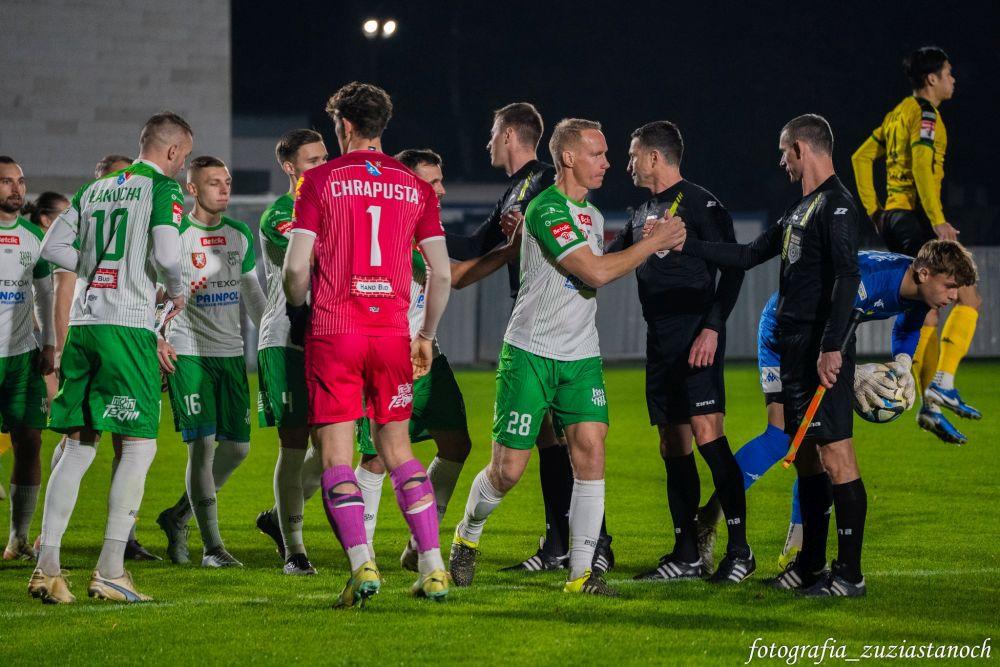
[679,114,866,597]
[608,121,748,583]
[446,102,613,573]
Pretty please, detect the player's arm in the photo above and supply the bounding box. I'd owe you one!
[680,222,782,270]
[817,200,861,388]
[604,216,635,254]
[699,203,744,333]
[910,106,951,237]
[52,269,75,372]
[555,209,685,289]
[445,197,506,261]
[32,262,55,374]
[149,179,187,317]
[451,220,521,289]
[283,174,320,308]
[236,224,266,327]
[40,197,81,272]
[851,129,886,226]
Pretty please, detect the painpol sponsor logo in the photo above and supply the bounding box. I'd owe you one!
[200,236,227,246]
[90,268,118,288]
[195,291,240,307]
[0,290,26,304]
[330,179,419,203]
[0,235,20,245]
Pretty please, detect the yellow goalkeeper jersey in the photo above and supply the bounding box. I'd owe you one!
[851,96,947,225]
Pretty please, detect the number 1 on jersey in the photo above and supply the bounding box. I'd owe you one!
[367,205,382,266]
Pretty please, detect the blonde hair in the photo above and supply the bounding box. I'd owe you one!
[548,118,601,174]
[913,240,978,287]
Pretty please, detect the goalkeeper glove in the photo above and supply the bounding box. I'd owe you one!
[285,302,310,347]
[886,353,916,407]
[854,362,898,413]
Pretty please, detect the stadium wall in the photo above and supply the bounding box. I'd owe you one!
[0,0,231,193]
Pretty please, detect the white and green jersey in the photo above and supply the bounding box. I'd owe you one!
[407,248,441,357]
[504,184,604,361]
[166,214,255,357]
[58,160,184,330]
[257,193,294,350]
[0,217,52,357]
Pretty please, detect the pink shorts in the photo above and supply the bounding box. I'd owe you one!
[304,333,414,425]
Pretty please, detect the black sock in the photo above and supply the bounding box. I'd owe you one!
[698,437,749,558]
[831,478,867,583]
[172,491,190,526]
[664,452,700,562]
[537,445,573,556]
[797,472,833,573]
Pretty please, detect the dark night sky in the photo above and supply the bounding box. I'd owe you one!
[233,1,1000,240]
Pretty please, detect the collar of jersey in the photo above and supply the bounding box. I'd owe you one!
[185,213,226,231]
[0,215,29,230]
[553,184,588,208]
[133,158,164,175]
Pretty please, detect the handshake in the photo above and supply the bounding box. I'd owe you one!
[642,213,687,256]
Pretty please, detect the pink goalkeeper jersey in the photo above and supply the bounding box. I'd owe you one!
[292,150,445,337]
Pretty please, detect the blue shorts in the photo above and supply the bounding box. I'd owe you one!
[757,293,782,402]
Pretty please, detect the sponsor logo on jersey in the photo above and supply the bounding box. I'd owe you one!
[0,290,26,305]
[388,383,413,409]
[330,179,419,204]
[707,200,718,208]
[365,160,382,176]
[695,399,716,407]
[551,222,578,247]
[351,276,394,297]
[200,236,227,246]
[172,201,183,225]
[191,252,207,269]
[873,298,885,309]
[920,116,936,141]
[190,276,209,292]
[577,213,593,231]
[0,235,20,245]
[276,219,294,235]
[857,281,868,301]
[104,395,140,422]
[195,291,240,307]
[91,268,118,289]
[591,387,607,407]
[415,293,425,310]
[834,207,848,215]
[116,172,132,186]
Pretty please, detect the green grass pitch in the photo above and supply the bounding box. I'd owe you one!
[1,362,996,665]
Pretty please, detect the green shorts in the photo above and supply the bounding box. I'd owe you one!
[49,325,161,439]
[257,346,308,429]
[491,343,608,450]
[167,355,251,442]
[356,354,468,456]
[0,350,48,432]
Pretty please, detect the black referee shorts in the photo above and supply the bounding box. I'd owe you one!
[645,315,726,426]
[779,325,855,443]
[881,208,934,257]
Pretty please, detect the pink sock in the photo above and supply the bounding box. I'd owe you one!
[390,458,440,551]
[321,465,367,550]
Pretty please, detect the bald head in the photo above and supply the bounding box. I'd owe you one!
[138,111,194,178]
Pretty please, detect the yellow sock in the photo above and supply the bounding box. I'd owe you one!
[937,305,979,376]
[0,432,10,456]
[912,324,939,395]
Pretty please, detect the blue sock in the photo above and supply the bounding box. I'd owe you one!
[733,424,790,491]
[790,479,802,525]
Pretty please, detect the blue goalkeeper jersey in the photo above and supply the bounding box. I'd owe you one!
[759,251,927,367]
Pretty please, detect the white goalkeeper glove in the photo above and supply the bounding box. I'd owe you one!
[854,362,898,413]
[886,353,916,408]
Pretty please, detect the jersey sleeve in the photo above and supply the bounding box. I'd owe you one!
[910,101,946,226]
[698,200,744,332]
[151,178,184,229]
[33,258,52,279]
[291,174,322,238]
[527,199,587,262]
[891,305,928,358]
[851,131,886,218]
[234,220,256,273]
[414,184,446,244]
[820,196,861,351]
